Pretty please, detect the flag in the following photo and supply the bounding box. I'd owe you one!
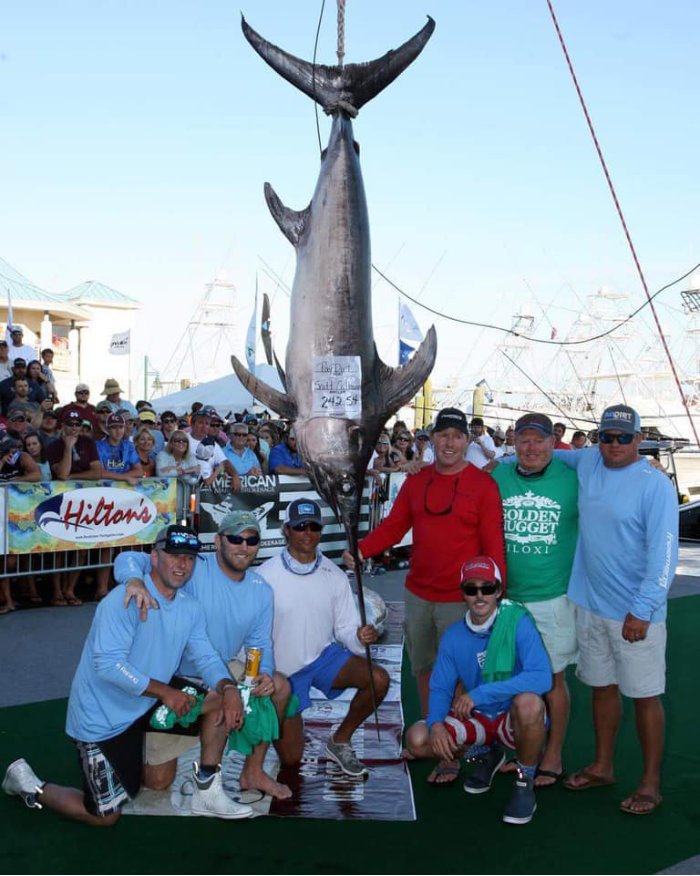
[109,329,130,355]
[245,286,257,374]
[399,301,423,366]
[261,292,273,365]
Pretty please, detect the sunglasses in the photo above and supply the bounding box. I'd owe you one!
[460,582,499,596]
[231,432,248,437]
[224,533,261,546]
[291,521,322,532]
[599,432,635,445]
[162,417,176,424]
[424,474,459,516]
[172,438,188,445]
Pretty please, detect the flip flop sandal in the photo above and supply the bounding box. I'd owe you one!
[51,597,68,607]
[620,792,662,815]
[535,768,564,788]
[563,769,615,791]
[426,762,461,785]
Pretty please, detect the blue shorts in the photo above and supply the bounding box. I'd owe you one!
[289,643,354,712]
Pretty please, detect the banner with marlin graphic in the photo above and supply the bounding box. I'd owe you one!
[6,478,176,553]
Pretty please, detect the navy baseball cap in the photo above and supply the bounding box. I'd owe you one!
[284,498,323,527]
[515,413,554,436]
[433,408,468,434]
[154,525,202,557]
[599,405,641,435]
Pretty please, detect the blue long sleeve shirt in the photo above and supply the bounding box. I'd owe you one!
[114,551,275,677]
[426,613,552,728]
[66,576,229,742]
[554,448,678,622]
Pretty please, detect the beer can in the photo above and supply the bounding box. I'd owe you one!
[244,647,262,686]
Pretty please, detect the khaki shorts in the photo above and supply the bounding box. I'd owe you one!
[144,659,245,766]
[575,605,666,698]
[523,594,578,674]
[404,589,465,675]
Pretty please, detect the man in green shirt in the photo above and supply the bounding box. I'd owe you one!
[491,412,578,787]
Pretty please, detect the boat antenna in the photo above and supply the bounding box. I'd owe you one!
[546,0,700,447]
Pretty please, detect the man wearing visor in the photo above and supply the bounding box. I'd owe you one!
[404,556,551,825]
[3,525,252,824]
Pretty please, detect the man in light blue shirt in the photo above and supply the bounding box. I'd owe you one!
[558,405,678,817]
[2,525,252,825]
[223,422,262,476]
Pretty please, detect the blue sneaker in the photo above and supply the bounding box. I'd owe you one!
[463,745,505,795]
[502,773,537,825]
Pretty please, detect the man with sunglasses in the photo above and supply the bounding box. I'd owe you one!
[552,405,678,816]
[59,383,98,430]
[224,423,263,476]
[347,407,505,783]
[259,498,389,777]
[114,511,292,800]
[46,410,103,481]
[3,525,254,823]
[404,556,551,824]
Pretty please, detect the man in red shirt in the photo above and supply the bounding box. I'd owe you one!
[553,422,572,450]
[343,407,505,781]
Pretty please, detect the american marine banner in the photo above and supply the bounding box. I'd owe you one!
[6,478,177,554]
[197,473,372,561]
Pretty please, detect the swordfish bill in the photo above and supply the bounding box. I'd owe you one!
[232,15,438,538]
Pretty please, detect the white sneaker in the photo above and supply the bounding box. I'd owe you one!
[2,758,44,809]
[190,764,252,820]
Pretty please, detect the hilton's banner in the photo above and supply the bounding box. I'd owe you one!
[6,478,177,554]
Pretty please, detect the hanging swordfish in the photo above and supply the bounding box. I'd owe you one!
[232,15,438,540]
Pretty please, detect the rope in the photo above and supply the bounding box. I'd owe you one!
[545,0,700,447]
[337,0,346,68]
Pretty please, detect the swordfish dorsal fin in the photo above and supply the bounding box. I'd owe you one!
[376,325,437,415]
[231,355,297,420]
[264,183,310,247]
[241,15,435,115]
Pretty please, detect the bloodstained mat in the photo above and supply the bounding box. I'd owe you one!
[123,602,414,821]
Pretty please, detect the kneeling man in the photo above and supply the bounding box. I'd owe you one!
[405,556,552,825]
[2,525,252,824]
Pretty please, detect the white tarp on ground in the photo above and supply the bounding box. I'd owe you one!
[150,364,284,416]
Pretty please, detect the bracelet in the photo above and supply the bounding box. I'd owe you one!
[217,681,237,695]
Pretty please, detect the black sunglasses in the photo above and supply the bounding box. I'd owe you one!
[461,582,499,596]
[162,417,176,424]
[291,521,322,532]
[599,432,635,445]
[424,474,459,516]
[224,533,261,546]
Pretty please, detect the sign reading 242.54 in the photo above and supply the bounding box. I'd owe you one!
[7,479,176,554]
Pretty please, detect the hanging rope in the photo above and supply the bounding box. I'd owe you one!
[546,0,700,447]
[337,0,346,68]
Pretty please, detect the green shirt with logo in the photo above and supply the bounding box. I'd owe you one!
[491,458,578,602]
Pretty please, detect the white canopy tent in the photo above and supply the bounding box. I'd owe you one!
[150,364,283,417]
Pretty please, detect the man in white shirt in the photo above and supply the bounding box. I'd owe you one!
[465,417,496,469]
[258,499,389,777]
[7,326,36,365]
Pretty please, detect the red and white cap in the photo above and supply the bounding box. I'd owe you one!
[460,556,502,585]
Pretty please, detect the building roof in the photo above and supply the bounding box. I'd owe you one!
[0,256,69,306]
[63,280,140,308]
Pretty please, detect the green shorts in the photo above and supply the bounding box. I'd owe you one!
[404,589,465,675]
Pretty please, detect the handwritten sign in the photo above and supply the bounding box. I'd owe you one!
[311,356,362,417]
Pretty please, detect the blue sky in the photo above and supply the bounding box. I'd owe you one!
[2,1,699,400]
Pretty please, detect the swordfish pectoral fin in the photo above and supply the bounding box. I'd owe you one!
[231,355,297,420]
[264,183,310,247]
[377,326,437,415]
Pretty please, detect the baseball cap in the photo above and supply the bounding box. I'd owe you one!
[42,408,58,419]
[493,427,506,440]
[10,326,23,335]
[284,498,323,527]
[12,358,27,368]
[95,400,112,412]
[154,524,202,556]
[138,410,156,424]
[62,410,83,425]
[515,413,554,436]
[107,413,125,428]
[217,510,261,536]
[0,435,19,454]
[415,429,430,440]
[75,383,90,393]
[460,555,502,585]
[433,407,468,434]
[599,404,641,435]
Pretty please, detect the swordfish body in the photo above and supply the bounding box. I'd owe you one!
[232,15,438,533]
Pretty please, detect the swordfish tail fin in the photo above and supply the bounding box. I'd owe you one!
[377,325,437,415]
[241,15,435,115]
[231,355,297,420]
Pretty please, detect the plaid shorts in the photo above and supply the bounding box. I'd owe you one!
[76,741,131,818]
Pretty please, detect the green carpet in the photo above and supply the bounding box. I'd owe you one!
[1,596,699,875]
